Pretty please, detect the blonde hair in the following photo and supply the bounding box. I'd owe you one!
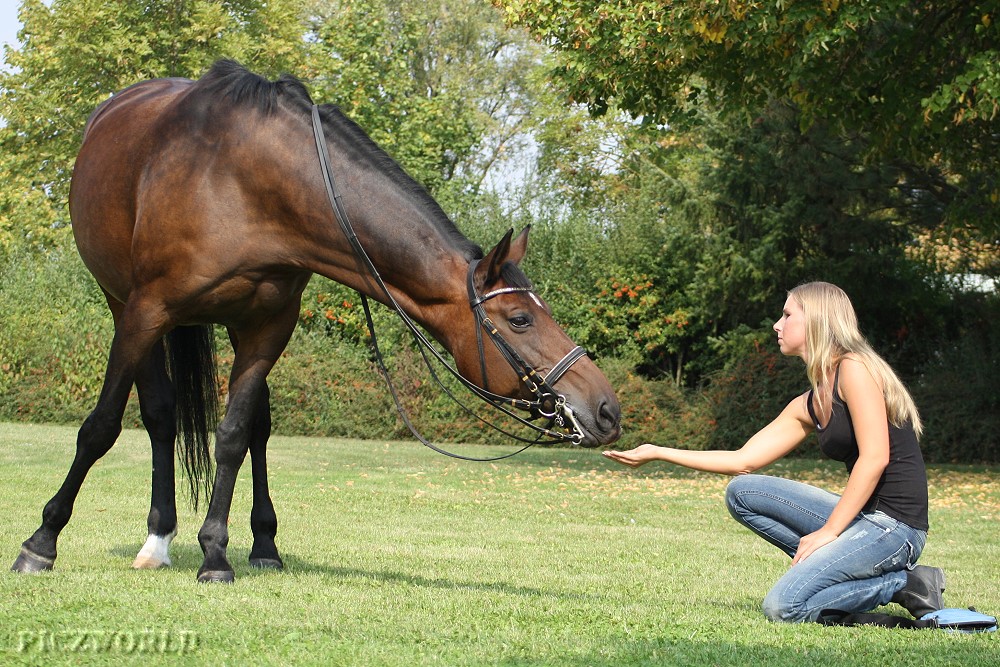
[789,282,922,438]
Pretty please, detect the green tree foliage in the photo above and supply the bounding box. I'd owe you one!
[0,0,312,255]
[307,0,550,197]
[496,0,1000,251]
[495,0,999,151]
[913,293,1000,464]
[693,103,951,371]
[518,98,953,386]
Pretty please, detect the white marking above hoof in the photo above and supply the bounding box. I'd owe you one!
[132,530,176,569]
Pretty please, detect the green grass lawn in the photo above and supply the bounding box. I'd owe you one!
[1,422,997,666]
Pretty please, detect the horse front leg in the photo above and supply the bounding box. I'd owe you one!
[247,382,283,570]
[225,327,282,570]
[11,404,128,572]
[12,308,165,573]
[197,311,296,583]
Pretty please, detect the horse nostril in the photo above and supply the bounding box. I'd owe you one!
[598,399,621,432]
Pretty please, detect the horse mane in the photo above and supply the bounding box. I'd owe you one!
[194,59,313,114]
[192,60,484,262]
[314,104,483,261]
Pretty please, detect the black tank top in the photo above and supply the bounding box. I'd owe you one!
[807,365,929,531]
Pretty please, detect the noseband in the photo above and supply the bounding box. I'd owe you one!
[310,105,588,457]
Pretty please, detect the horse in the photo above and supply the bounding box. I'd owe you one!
[11,60,622,582]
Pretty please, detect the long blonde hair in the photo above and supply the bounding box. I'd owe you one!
[789,282,922,438]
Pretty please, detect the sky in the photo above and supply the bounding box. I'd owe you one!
[1,0,22,52]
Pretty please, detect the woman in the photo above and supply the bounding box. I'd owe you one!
[603,282,944,623]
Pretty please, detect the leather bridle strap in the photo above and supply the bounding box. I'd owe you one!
[311,104,586,456]
[544,345,588,387]
[466,259,588,421]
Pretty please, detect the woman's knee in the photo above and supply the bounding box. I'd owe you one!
[761,588,785,622]
[725,474,762,519]
[762,586,810,623]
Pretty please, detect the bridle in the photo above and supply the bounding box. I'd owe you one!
[466,259,588,432]
[310,105,589,460]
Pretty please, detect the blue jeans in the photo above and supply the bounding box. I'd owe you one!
[725,474,926,623]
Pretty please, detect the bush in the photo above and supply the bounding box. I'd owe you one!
[700,338,817,455]
[264,330,404,440]
[597,357,709,450]
[912,296,1000,464]
[0,243,142,425]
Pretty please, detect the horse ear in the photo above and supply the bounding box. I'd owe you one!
[507,225,530,265]
[479,227,514,287]
[478,226,530,287]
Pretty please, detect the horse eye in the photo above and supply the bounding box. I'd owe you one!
[508,315,532,329]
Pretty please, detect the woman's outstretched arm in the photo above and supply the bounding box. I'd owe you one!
[603,393,814,475]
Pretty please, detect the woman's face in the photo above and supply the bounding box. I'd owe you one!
[774,295,807,359]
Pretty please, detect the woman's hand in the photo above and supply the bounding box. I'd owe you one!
[602,444,663,468]
[792,529,839,565]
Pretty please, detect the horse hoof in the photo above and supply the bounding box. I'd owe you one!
[11,548,54,574]
[132,555,170,569]
[249,557,284,570]
[197,569,235,584]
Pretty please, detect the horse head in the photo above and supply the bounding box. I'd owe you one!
[461,227,621,447]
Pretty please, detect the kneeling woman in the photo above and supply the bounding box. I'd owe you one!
[604,282,944,623]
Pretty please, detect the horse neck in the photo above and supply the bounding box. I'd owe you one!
[302,134,475,344]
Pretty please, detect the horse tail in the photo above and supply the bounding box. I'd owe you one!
[165,325,219,510]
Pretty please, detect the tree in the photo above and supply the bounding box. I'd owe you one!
[0,0,312,254]
[692,103,951,371]
[496,0,1000,252]
[495,1,998,146]
[516,97,953,385]
[306,0,550,198]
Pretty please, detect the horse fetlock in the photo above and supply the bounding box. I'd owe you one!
[132,531,176,569]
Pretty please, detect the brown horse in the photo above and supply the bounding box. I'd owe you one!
[11,61,621,582]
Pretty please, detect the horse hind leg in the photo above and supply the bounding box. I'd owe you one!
[134,324,219,569]
[197,313,297,583]
[196,387,257,583]
[131,338,179,569]
[12,315,163,573]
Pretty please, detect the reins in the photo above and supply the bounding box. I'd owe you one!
[310,105,587,461]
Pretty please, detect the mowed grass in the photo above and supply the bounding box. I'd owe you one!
[0,422,997,666]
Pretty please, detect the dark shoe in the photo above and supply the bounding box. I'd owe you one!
[891,565,946,618]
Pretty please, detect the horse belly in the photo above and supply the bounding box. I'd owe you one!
[176,270,312,329]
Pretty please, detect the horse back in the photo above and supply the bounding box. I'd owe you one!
[70,70,317,328]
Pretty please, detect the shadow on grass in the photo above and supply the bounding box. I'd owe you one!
[110,542,585,600]
[105,543,998,667]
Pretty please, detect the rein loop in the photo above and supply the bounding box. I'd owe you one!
[310,105,588,460]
